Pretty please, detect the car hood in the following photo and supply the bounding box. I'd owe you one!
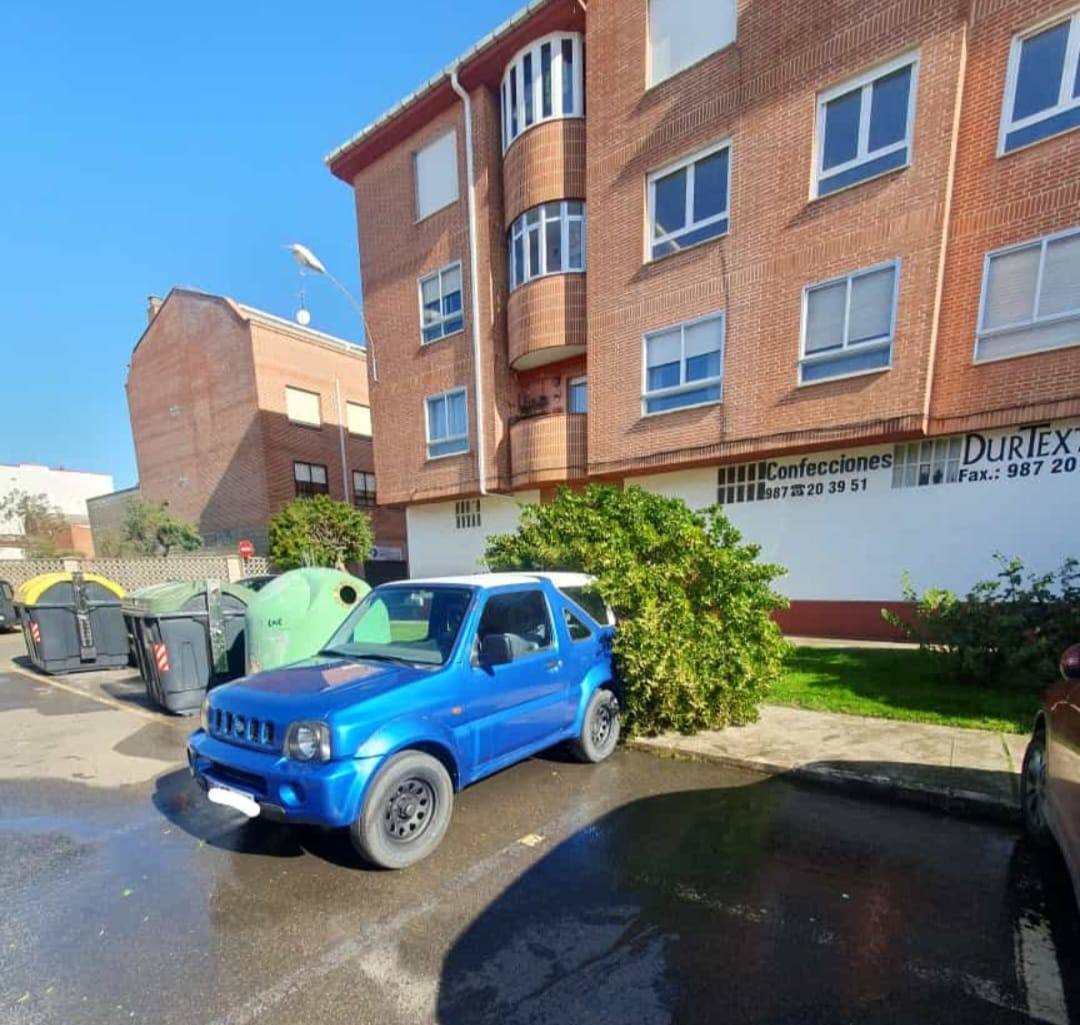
[216,656,435,715]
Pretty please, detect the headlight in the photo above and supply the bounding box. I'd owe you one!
[285,721,331,762]
[200,696,211,732]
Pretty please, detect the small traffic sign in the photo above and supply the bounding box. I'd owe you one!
[238,539,255,560]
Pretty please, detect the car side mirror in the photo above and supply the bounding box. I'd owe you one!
[479,633,514,667]
[1061,643,1080,682]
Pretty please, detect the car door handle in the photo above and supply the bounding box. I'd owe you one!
[545,658,563,672]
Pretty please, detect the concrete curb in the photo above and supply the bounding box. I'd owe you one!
[626,739,1021,825]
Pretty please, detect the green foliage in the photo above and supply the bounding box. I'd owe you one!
[0,488,70,556]
[884,555,1080,688]
[268,495,373,571]
[485,485,790,737]
[119,499,203,557]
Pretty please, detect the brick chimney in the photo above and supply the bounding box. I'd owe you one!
[147,295,163,322]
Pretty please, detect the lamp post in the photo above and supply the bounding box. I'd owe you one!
[287,243,377,383]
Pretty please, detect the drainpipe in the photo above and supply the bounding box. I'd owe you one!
[334,377,350,502]
[450,66,489,497]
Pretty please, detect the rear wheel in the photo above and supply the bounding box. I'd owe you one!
[1021,729,1052,846]
[569,688,620,763]
[351,751,453,869]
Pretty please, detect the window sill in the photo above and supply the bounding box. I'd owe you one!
[347,431,373,439]
[645,40,736,94]
[640,397,723,419]
[420,327,465,348]
[796,364,891,388]
[425,447,471,463]
[973,335,1080,366]
[997,118,1080,159]
[502,112,584,158]
[809,160,909,204]
[644,229,728,268]
[414,198,460,227]
[287,419,323,431]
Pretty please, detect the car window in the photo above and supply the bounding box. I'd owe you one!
[559,585,609,626]
[477,590,553,657]
[563,607,592,641]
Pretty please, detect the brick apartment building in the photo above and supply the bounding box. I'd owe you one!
[327,0,1080,636]
[123,288,407,577]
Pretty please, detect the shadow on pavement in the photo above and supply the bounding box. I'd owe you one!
[433,780,1078,1025]
[151,767,364,869]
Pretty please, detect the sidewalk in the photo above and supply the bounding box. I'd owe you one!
[629,704,1030,823]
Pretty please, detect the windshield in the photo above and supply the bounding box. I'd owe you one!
[323,585,473,666]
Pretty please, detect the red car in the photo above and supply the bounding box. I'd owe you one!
[1023,643,1080,906]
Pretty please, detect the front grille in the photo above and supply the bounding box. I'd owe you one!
[208,761,267,796]
[211,708,275,748]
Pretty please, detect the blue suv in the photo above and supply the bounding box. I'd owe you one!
[187,573,618,868]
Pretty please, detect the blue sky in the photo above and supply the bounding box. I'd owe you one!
[0,0,518,488]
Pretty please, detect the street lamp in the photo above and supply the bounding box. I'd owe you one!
[287,243,377,382]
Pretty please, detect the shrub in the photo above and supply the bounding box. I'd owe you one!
[884,555,1080,687]
[484,485,790,737]
[268,495,373,571]
[117,499,203,557]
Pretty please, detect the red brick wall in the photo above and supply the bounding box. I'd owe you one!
[127,293,269,543]
[127,291,406,556]
[507,274,587,369]
[503,118,586,225]
[929,0,1080,435]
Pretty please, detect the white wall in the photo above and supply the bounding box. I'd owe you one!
[636,419,1080,601]
[0,464,114,533]
[406,491,541,577]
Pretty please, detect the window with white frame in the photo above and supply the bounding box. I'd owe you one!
[891,439,962,489]
[293,461,328,498]
[975,229,1080,363]
[501,33,584,151]
[648,141,730,260]
[643,312,724,414]
[414,129,459,220]
[1000,11,1080,154]
[425,387,469,459]
[800,261,898,384]
[567,376,587,413]
[814,52,918,198]
[352,470,376,507]
[647,0,736,87]
[508,201,585,290]
[285,386,321,426]
[346,401,372,437]
[419,262,464,343]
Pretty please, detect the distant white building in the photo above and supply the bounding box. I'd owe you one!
[0,463,115,559]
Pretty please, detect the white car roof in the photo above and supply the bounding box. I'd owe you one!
[391,571,597,590]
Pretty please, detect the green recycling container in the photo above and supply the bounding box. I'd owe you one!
[0,580,15,631]
[15,572,129,674]
[124,579,255,715]
[245,568,369,674]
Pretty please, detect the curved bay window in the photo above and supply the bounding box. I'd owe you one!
[501,32,584,151]
[508,201,585,291]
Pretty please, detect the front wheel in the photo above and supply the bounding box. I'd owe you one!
[1021,730,1052,846]
[569,688,620,763]
[350,751,454,869]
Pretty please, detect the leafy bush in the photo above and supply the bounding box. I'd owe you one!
[96,499,203,557]
[884,555,1080,687]
[268,495,373,571]
[484,485,790,737]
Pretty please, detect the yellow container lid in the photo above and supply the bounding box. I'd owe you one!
[15,572,127,605]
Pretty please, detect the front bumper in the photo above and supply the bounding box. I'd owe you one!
[187,729,381,828]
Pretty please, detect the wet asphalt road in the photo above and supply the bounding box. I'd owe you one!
[1,664,1079,1025]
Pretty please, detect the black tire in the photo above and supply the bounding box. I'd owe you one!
[350,751,454,869]
[1021,729,1052,847]
[569,687,620,763]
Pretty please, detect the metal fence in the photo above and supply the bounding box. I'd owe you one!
[0,555,272,592]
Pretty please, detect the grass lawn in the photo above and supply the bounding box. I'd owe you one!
[769,646,1040,735]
